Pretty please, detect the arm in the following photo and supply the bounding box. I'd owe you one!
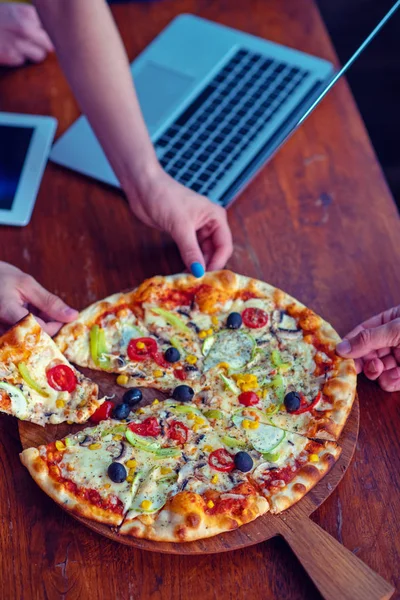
[32,0,232,273]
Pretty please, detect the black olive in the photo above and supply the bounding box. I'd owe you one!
[123,388,142,406]
[113,403,130,420]
[172,384,194,403]
[107,462,127,483]
[227,312,242,329]
[164,347,180,363]
[234,451,253,472]
[284,391,301,413]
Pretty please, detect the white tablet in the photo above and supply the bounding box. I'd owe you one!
[0,112,57,226]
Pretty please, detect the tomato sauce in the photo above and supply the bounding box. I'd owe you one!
[235,290,259,301]
[95,303,134,325]
[262,442,319,491]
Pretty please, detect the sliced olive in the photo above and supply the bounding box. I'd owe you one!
[284,391,301,413]
[234,451,253,472]
[123,388,142,406]
[113,403,130,420]
[107,462,127,483]
[227,312,242,329]
[172,384,194,403]
[164,347,181,363]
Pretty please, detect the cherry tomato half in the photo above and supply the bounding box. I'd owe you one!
[128,416,161,437]
[46,364,77,393]
[238,391,260,407]
[168,420,189,444]
[242,307,269,329]
[208,448,235,472]
[127,337,158,362]
[90,400,114,423]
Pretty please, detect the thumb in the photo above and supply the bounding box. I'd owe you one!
[21,276,78,323]
[172,224,205,277]
[336,320,400,359]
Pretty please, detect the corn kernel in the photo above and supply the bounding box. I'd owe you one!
[248,420,259,430]
[187,412,195,420]
[67,420,74,425]
[207,500,215,509]
[204,445,214,453]
[137,408,145,414]
[141,500,152,510]
[55,440,66,451]
[217,362,230,371]
[186,355,197,365]
[103,483,111,489]
[67,464,74,472]
[126,460,137,468]
[211,316,219,326]
[309,454,319,462]
[89,443,101,450]
[56,399,65,409]
[211,474,218,484]
[136,341,146,349]
[113,434,123,441]
[160,467,172,475]
[129,468,136,477]
[192,424,200,432]
[194,416,204,425]
[152,398,160,405]
[126,476,134,483]
[117,374,129,386]
[153,369,163,378]
[198,330,207,339]
[206,328,213,336]
[242,419,251,429]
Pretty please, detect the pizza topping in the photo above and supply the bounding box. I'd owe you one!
[290,391,322,414]
[0,382,28,418]
[127,337,158,362]
[167,420,189,444]
[128,416,160,437]
[221,434,247,448]
[204,409,224,420]
[227,312,242,329]
[242,307,269,329]
[112,403,130,420]
[209,449,235,472]
[272,310,302,340]
[232,414,286,454]
[125,429,181,457]
[18,363,49,398]
[90,400,114,423]
[284,391,301,413]
[107,462,127,483]
[164,347,181,363]
[89,325,111,369]
[203,330,255,371]
[172,384,194,403]
[150,307,192,335]
[173,368,188,381]
[123,388,143,406]
[238,391,260,407]
[46,365,77,393]
[234,451,254,472]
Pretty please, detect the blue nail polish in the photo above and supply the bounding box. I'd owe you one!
[190,262,205,278]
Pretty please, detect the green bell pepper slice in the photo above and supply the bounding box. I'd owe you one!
[125,429,181,458]
[150,307,192,335]
[90,325,111,369]
[18,362,49,397]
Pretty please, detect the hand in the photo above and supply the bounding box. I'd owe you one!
[336,306,400,392]
[0,3,53,66]
[0,262,78,337]
[127,169,233,275]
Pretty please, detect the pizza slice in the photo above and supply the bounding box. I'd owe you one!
[0,314,104,425]
[202,406,341,513]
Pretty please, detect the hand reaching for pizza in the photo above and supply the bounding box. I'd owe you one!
[336,306,400,392]
[0,262,78,336]
[0,3,54,66]
[126,170,233,275]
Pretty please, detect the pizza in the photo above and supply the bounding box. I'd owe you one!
[0,314,104,425]
[17,271,356,542]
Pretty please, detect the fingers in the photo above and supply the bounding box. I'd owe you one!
[0,302,29,327]
[363,358,384,381]
[14,38,47,63]
[171,223,205,276]
[205,212,233,271]
[377,367,400,392]
[19,276,78,323]
[336,319,400,359]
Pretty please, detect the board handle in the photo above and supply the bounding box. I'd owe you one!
[276,515,394,600]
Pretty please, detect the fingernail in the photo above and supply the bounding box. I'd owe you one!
[389,368,400,380]
[336,339,351,355]
[368,360,378,374]
[190,262,205,278]
[63,307,77,317]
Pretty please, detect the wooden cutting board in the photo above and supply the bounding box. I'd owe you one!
[19,371,394,600]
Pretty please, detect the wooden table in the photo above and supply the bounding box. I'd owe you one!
[1,1,399,598]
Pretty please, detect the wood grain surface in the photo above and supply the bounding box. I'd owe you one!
[1,0,400,599]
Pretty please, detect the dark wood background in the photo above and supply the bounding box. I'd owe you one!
[0,0,399,598]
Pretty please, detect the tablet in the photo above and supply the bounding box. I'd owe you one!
[0,112,57,226]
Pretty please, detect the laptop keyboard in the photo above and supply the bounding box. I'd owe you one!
[154,48,309,200]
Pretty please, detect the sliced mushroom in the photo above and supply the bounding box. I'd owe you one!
[272,310,303,341]
[111,441,129,463]
[79,435,94,447]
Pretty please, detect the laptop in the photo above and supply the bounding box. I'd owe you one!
[50,14,334,207]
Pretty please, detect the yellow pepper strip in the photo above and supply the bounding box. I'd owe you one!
[117,374,129,386]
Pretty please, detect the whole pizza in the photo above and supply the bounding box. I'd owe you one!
[1,271,357,542]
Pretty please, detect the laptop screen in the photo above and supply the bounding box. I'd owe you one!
[0,124,34,210]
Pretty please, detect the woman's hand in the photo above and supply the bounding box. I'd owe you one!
[0,3,53,66]
[128,169,233,275]
[0,262,78,336]
[336,306,400,392]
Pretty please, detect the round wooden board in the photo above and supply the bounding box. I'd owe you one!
[19,371,359,555]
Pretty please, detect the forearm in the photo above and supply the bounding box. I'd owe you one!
[32,0,160,193]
